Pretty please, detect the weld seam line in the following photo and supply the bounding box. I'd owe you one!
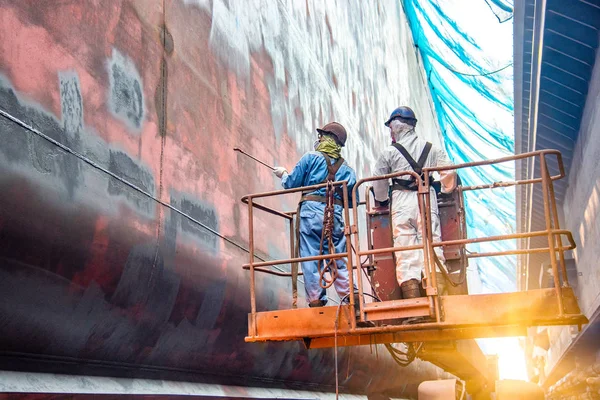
[149,0,168,290]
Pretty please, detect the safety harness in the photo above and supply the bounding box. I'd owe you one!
[299,153,345,206]
[391,142,434,191]
[390,142,465,291]
[292,152,345,308]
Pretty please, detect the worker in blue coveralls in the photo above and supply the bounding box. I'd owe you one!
[273,122,357,307]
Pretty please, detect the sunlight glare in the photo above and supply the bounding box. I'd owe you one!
[478,337,529,381]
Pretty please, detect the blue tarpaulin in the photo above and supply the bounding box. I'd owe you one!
[403,0,515,293]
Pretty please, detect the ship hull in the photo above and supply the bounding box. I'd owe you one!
[0,0,448,396]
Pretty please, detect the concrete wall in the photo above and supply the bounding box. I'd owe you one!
[0,0,443,396]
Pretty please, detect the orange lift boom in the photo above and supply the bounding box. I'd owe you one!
[240,150,587,396]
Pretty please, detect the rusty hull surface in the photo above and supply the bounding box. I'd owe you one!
[0,0,449,397]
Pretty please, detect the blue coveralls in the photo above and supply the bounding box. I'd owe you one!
[281,151,358,306]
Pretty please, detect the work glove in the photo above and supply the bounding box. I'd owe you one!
[273,166,288,178]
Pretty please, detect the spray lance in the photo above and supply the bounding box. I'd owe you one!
[233,146,301,305]
[233,147,275,171]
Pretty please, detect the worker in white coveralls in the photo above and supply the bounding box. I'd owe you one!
[372,106,457,300]
[273,122,357,307]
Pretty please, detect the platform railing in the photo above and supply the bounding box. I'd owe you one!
[241,180,359,334]
[242,149,577,338]
[439,149,574,317]
[350,170,437,323]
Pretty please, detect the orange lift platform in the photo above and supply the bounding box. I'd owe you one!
[240,150,587,394]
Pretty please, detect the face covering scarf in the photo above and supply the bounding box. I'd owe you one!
[390,119,415,143]
[315,135,342,159]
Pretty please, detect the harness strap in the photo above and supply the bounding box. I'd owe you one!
[391,142,432,174]
[390,142,433,191]
[319,152,345,198]
[319,153,344,290]
[300,194,344,207]
[318,181,339,289]
[291,152,345,306]
[392,176,435,191]
[320,153,344,181]
[417,142,432,172]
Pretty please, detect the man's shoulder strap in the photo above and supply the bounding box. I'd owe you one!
[391,142,432,174]
[417,142,432,171]
[320,152,345,182]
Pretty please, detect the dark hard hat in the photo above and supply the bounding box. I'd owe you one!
[385,106,418,127]
[317,122,347,147]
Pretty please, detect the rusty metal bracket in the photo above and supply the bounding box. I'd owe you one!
[426,286,438,296]
[345,224,358,235]
[364,298,431,320]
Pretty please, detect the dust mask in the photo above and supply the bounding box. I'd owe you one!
[390,119,415,143]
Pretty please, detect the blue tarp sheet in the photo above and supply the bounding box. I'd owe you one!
[403,0,515,293]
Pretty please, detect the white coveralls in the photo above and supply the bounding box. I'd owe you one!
[372,124,457,286]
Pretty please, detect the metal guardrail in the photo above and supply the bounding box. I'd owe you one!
[241,149,576,337]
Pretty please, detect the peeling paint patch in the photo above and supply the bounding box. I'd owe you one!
[0,78,82,196]
[107,150,155,215]
[0,85,29,164]
[59,71,83,137]
[107,48,145,131]
[170,192,219,254]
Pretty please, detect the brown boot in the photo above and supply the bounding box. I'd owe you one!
[400,279,422,299]
[309,299,326,307]
[400,279,425,325]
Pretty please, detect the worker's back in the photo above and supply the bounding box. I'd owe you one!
[377,131,448,180]
[282,151,357,205]
[372,129,456,201]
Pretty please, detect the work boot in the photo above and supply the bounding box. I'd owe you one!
[400,279,422,299]
[309,299,326,307]
[400,279,425,325]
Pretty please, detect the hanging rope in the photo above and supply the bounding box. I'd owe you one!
[334,292,380,399]
[319,180,339,288]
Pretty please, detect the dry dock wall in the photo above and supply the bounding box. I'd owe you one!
[535,30,600,385]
